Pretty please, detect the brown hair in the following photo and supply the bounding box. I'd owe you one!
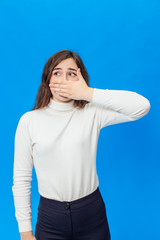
[32,49,90,111]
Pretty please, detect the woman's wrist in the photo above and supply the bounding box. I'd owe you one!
[20,231,33,238]
[83,87,94,102]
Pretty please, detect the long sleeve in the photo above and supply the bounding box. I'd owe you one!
[12,112,33,233]
[91,88,151,130]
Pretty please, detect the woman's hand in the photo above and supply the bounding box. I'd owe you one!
[20,231,36,240]
[49,68,91,101]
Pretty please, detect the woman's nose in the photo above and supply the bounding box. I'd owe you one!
[63,73,68,81]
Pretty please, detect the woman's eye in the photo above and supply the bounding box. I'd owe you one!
[54,72,60,76]
[53,72,76,76]
[70,72,76,76]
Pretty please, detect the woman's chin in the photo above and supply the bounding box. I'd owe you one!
[52,92,71,102]
[59,95,69,100]
[57,95,70,101]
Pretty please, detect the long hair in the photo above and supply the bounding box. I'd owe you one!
[32,50,90,110]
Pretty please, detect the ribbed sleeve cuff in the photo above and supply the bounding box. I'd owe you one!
[92,88,109,104]
[18,219,32,233]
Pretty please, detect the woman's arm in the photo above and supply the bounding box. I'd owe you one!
[85,88,151,130]
[12,112,33,234]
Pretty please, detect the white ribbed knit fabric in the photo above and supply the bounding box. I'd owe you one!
[12,88,150,233]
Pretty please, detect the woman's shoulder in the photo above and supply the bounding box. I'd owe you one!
[16,111,32,128]
[18,107,47,124]
[20,106,45,117]
[17,109,39,125]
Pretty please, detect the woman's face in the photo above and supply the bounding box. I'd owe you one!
[49,58,79,103]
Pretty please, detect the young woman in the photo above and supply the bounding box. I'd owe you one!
[12,49,151,240]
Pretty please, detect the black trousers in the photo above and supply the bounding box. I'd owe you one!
[35,187,111,240]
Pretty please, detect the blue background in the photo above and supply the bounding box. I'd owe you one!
[0,0,159,239]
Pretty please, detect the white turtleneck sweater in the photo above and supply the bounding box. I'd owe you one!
[12,88,150,233]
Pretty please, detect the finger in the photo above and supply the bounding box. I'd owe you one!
[49,83,61,87]
[53,88,68,93]
[49,84,67,89]
[50,79,61,85]
[51,81,69,85]
[49,83,58,87]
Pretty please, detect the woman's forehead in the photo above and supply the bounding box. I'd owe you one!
[52,67,78,72]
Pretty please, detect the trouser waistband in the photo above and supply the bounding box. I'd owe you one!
[39,187,101,211]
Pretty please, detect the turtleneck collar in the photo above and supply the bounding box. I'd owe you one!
[47,97,75,112]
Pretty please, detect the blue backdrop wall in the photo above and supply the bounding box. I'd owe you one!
[0,0,159,239]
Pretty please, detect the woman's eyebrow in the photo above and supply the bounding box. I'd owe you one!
[53,67,78,72]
